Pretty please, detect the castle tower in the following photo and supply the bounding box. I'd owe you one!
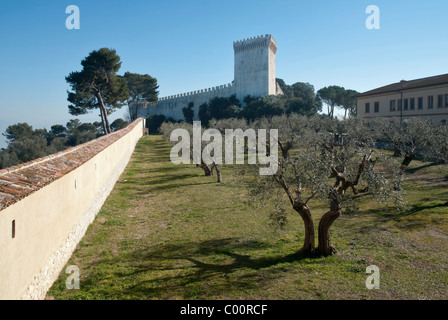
[233,34,278,103]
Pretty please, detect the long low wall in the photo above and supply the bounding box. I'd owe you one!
[0,118,146,300]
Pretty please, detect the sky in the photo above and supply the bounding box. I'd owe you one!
[1,0,448,148]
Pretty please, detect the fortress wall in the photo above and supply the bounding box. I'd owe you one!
[139,82,236,121]
[0,118,146,300]
[134,34,279,122]
[268,37,277,95]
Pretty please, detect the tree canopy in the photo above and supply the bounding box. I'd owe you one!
[182,102,195,124]
[198,95,241,126]
[240,80,322,121]
[339,89,360,119]
[0,118,126,169]
[3,123,35,143]
[110,118,129,132]
[317,85,346,119]
[123,72,159,120]
[66,48,129,134]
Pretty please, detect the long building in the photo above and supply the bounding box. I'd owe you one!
[132,34,283,121]
[357,73,448,122]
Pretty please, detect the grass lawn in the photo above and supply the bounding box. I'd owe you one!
[47,135,448,300]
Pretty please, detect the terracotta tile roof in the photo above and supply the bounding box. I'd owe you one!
[0,119,143,212]
[358,73,448,97]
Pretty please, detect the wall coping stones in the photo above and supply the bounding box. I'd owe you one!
[0,118,144,212]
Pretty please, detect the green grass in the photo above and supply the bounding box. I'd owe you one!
[47,135,448,300]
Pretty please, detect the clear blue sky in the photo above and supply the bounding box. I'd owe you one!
[1,0,447,148]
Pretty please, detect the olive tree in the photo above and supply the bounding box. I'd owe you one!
[432,121,448,164]
[241,114,402,257]
[159,121,224,183]
[373,117,442,190]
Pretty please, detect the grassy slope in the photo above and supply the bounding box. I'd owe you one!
[47,135,448,300]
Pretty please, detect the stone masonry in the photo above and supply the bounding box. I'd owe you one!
[132,34,283,121]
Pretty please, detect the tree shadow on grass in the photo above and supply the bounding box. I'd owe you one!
[125,136,224,194]
[405,203,448,215]
[405,163,437,174]
[365,202,447,219]
[348,202,448,236]
[132,138,175,163]
[117,178,215,195]
[117,163,216,193]
[81,238,312,299]
[140,180,216,194]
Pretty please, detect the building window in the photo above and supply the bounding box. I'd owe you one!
[374,102,379,113]
[398,99,402,111]
[446,94,448,107]
[418,97,423,109]
[438,95,444,108]
[410,98,415,110]
[428,96,434,109]
[404,98,409,110]
[390,100,396,111]
[365,102,370,113]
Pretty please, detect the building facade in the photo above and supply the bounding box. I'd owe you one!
[357,74,448,122]
[133,34,283,121]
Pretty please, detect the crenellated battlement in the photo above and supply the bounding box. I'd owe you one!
[233,34,270,45]
[137,34,281,121]
[233,34,277,54]
[157,82,235,102]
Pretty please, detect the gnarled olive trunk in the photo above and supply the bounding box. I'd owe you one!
[317,210,341,256]
[197,160,213,176]
[212,163,223,183]
[293,203,315,256]
[401,152,416,168]
[394,151,416,191]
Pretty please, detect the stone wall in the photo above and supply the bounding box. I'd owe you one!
[133,34,282,122]
[0,118,146,300]
[137,82,235,121]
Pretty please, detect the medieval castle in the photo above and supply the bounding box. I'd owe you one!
[132,34,283,121]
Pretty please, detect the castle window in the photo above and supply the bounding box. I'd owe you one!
[438,95,444,108]
[418,97,423,109]
[374,102,379,113]
[390,100,396,111]
[428,96,434,109]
